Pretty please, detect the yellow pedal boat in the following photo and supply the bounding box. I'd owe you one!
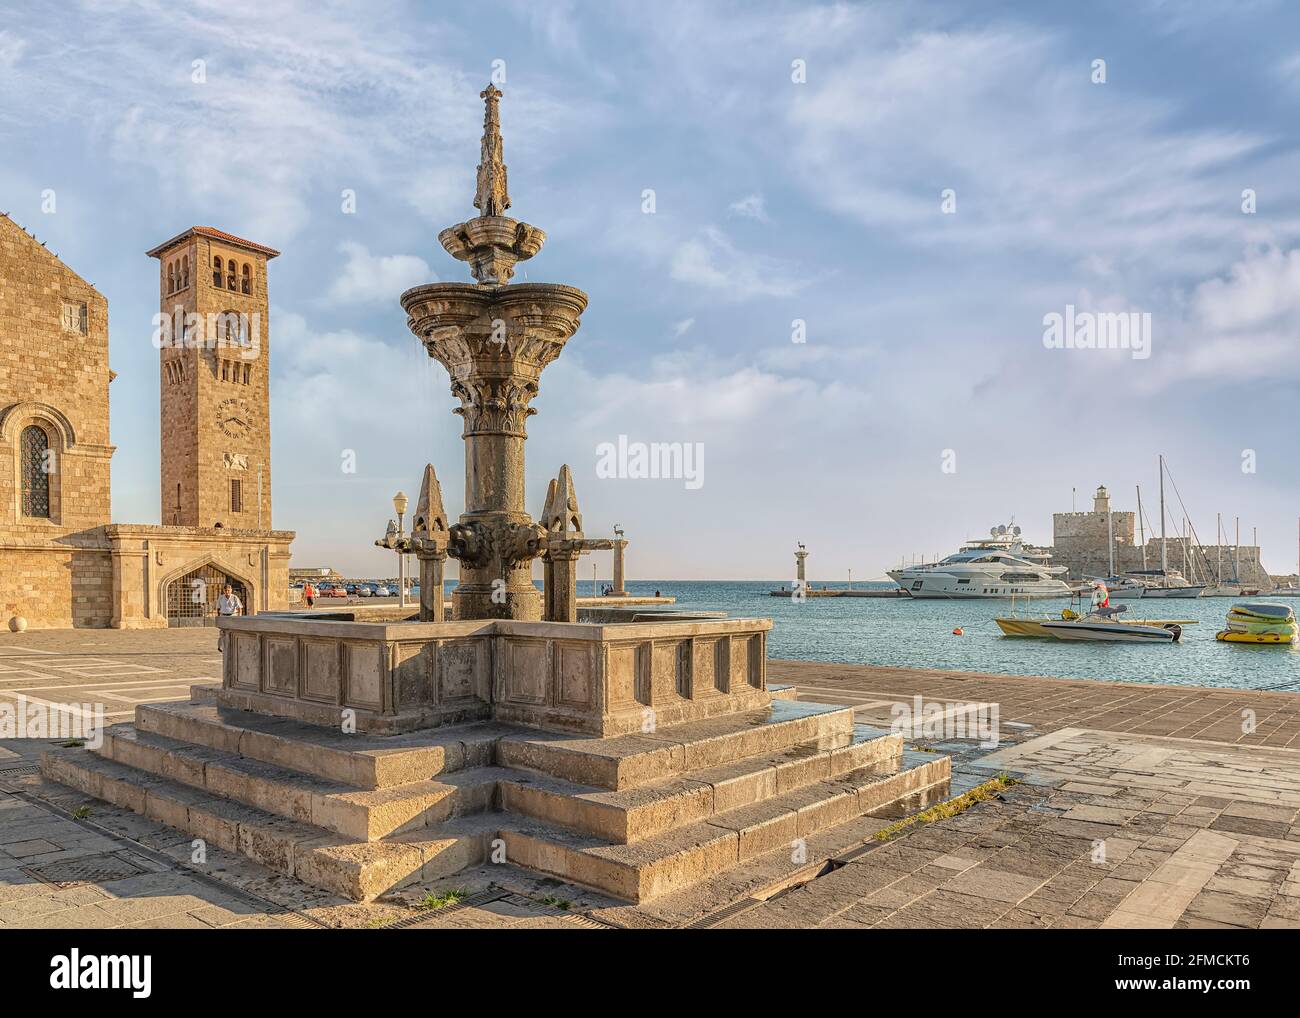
[1215,630,1297,645]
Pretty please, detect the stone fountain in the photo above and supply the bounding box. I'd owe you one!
[401,84,587,622]
[39,88,951,909]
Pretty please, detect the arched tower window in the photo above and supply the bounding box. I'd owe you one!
[167,262,176,294]
[20,424,51,518]
[227,260,237,290]
[212,256,223,287]
[241,263,251,294]
[181,255,190,288]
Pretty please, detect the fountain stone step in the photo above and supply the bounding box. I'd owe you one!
[496,752,952,902]
[98,725,503,841]
[39,747,498,901]
[496,699,856,791]
[498,725,902,843]
[135,700,511,790]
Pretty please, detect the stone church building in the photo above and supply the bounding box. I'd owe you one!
[0,215,293,628]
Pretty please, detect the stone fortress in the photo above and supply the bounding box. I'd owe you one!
[42,87,951,906]
[0,214,293,628]
[1049,485,1271,589]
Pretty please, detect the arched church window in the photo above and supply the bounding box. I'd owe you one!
[181,255,190,288]
[213,256,224,287]
[167,263,175,294]
[20,425,51,518]
[241,263,251,294]
[227,261,237,290]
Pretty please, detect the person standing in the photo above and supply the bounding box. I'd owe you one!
[217,584,243,617]
[304,581,316,608]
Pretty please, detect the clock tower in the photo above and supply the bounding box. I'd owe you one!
[147,227,278,529]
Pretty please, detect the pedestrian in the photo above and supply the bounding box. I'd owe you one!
[304,581,316,608]
[217,583,243,617]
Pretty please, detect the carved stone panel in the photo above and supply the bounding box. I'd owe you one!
[343,641,385,712]
[232,633,260,690]
[301,638,342,704]
[264,635,298,697]
[556,642,594,711]
[498,637,549,705]
[438,638,487,705]
[606,642,640,707]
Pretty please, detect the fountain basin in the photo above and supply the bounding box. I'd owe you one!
[215,615,773,736]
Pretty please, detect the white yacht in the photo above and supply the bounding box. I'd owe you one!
[888,524,1073,599]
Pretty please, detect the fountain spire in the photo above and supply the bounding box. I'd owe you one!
[474,84,510,218]
[438,85,544,285]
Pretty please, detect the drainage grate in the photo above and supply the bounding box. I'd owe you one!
[683,896,763,929]
[0,763,39,779]
[24,852,148,888]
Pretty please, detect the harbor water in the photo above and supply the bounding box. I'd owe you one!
[610,580,1300,693]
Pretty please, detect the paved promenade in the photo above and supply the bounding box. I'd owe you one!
[2,629,1298,928]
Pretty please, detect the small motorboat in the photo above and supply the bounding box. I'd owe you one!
[995,584,1193,638]
[1041,605,1183,643]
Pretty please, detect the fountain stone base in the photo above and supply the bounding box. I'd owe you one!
[213,614,774,737]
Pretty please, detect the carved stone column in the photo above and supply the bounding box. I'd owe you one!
[612,538,627,596]
[409,464,450,623]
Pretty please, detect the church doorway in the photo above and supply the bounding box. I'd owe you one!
[165,564,248,627]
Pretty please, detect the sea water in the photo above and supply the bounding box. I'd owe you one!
[605,580,1300,692]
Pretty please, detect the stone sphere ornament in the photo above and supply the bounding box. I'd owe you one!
[9,615,28,633]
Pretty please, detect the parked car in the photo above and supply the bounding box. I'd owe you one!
[356,585,373,597]
[374,585,392,597]
[326,585,348,598]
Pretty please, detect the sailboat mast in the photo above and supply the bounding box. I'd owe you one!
[1107,508,1115,576]
[1235,517,1241,578]
[1159,455,1167,581]
[1136,486,1147,569]
[1217,513,1222,584]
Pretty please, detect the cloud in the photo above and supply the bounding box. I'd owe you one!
[669,227,804,300]
[728,194,768,222]
[327,242,432,305]
[0,30,25,68]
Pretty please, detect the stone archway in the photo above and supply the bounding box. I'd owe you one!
[163,561,250,628]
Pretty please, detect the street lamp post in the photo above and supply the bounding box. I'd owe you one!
[393,490,409,609]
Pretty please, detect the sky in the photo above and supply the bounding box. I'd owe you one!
[2,0,1299,580]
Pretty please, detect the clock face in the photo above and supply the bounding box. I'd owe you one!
[216,397,252,439]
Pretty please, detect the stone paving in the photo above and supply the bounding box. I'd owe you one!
[3,628,1300,928]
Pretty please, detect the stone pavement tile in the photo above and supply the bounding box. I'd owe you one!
[989,907,1055,928]
[1221,801,1298,823]
[839,901,893,927]
[863,873,943,910]
[930,852,980,873]
[6,906,122,929]
[1061,804,1139,826]
[1110,848,1175,882]
[3,838,59,858]
[885,889,1012,929]
[1182,890,1269,929]
[1052,913,1101,928]
[1211,815,1292,839]
[1066,878,1143,920]
[824,861,915,899]
[1259,916,1300,928]
[941,866,1045,905]
[121,913,215,929]
[860,843,943,874]
[1203,875,1278,899]
[1060,782,1120,796]
[1263,896,1300,921]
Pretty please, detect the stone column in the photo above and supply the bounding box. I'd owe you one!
[417,551,447,622]
[795,544,809,584]
[546,548,582,622]
[612,538,627,596]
